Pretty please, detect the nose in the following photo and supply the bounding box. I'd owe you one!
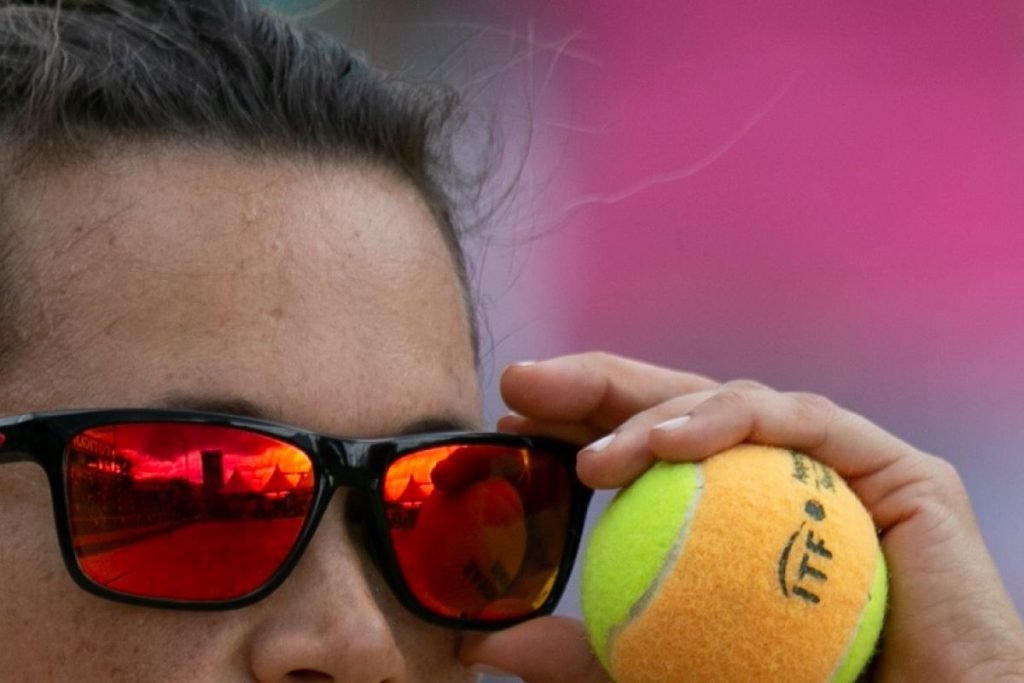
[245,493,406,683]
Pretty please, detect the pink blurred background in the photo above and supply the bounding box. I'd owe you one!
[312,0,1024,623]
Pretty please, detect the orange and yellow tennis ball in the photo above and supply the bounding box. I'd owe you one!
[581,444,887,682]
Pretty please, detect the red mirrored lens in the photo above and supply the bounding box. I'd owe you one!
[384,444,572,621]
[65,423,316,602]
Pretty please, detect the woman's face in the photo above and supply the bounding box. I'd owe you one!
[0,149,482,681]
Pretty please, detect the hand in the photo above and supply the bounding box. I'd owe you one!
[460,353,1024,682]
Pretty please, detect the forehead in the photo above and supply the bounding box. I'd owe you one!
[2,148,480,433]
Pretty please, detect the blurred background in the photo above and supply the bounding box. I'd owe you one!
[275,0,1024,655]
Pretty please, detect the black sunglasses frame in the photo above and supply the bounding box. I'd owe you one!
[0,409,593,630]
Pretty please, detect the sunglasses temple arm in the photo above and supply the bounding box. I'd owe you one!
[0,413,39,463]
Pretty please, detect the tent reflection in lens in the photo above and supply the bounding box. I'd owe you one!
[65,423,316,601]
[384,444,572,621]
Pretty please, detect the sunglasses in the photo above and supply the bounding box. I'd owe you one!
[0,409,592,629]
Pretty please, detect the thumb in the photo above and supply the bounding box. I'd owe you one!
[460,616,611,683]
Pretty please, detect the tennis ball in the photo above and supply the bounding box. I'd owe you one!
[581,444,887,683]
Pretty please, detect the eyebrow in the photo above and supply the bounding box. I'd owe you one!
[150,393,479,436]
[152,393,273,421]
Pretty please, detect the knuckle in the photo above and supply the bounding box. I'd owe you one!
[708,386,754,412]
[723,378,770,392]
[921,453,969,499]
[579,350,617,367]
[787,392,841,447]
[790,391,839,420]
[892,452,970,516]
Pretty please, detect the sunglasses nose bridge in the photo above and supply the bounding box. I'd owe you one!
[314,436,376,488]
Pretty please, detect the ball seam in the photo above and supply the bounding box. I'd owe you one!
[605,465,707,663]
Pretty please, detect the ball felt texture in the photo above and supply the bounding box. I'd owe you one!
[581,444,887,683]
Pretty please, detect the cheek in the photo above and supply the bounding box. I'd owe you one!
[374,594,474,682]
[0,465,245,681]
[0,464,65,594]
[0,465,90,676]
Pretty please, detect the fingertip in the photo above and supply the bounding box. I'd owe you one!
[500,355,609,419]
[652,414,692,433]
[647,414,704,461]
[576,444,653,490]
[495,412,529,433]
[499,359,537,387]
[459,617,610,683]
[581,432,616,455]
[501,359,539,378]
[647,400,759,463]
[499,358,555,414]
[458,629,490,665]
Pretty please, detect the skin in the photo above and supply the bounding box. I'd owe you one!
[464,355,1024,682]
[0,148,482,682]
[0,148,1021,682]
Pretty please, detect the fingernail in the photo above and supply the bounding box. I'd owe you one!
[511,360,535,368]
[469,663,516,677]
[584,433,616,453]
[652,415,692,432]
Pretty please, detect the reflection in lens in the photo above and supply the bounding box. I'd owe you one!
[65,423,315,602]
[384,444,571,621]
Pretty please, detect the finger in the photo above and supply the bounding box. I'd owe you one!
[574,389,719,489]
[460,617,610,683]
[645,386,903,477]
[501,353,717,431]
[643,386,934,530]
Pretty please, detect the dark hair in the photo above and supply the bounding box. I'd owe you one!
[0,0,478,360]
